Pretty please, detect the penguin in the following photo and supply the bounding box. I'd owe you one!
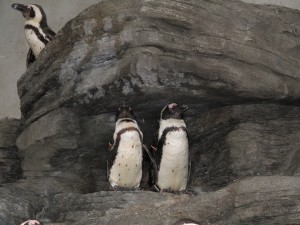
[11,3,56,68]
[20,220,41,225]
[173,218,200,225]
[107,105,144,190]
[151,103,189,192]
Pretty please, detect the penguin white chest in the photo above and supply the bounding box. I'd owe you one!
[157,129,189,191]
[109,130,143,188]
[25,27,46,57]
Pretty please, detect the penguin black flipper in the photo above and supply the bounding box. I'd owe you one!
[44,26,56,40]
[107,142,117,180]
[26,48,36,68]
[149,121,161,187]
[143,144,157,171]
[143,144,158,187]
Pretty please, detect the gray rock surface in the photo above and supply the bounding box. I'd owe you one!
[14,108,104,194]
[0,187,45,225]
[0,119,21,184]
[189,104,300,190]
[1,0,300,224]
[17,0,300,125]
[1,176,299,225]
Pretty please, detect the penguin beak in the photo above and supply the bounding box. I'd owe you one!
[11,3,27,12]
[12,3,33,20]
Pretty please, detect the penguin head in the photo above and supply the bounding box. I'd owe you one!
[20,220,41,225]
[173,218,200,225]
[115,105,136,122]
[12,3,46,24]
[161,103,188,120]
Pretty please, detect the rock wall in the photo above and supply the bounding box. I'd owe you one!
[1,0,300,224]
[0,119,21,184]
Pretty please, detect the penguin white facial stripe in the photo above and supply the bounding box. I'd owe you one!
[29,4,43,23]
[160,104,168,119]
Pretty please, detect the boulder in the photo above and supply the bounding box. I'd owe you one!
[17,0,300,125]
[0,187,45,225]
[0,119,21,184]
[189,104,300,190]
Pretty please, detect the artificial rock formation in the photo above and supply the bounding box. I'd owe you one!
[0,119,21,184]
[1,0,300,224]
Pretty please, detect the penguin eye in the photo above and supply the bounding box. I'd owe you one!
[27,6,32,10]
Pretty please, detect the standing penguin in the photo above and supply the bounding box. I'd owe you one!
[11,3,56,67]
[107,105,144,190]
[151,103,189,192]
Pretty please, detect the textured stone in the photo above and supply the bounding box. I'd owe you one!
[0,119,21,184]
[14,108,86,194]
[17,176,300,225]
[17,0,300,126]
[2,177,299,224]
[0,187,45,225]
[0,119,20,148]
[189,104,300,190]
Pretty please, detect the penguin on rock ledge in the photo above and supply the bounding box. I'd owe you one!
[12,3,56,68]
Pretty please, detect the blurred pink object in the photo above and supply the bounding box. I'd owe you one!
[20,220,40,225]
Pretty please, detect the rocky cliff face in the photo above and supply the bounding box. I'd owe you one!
[1,0,300,224]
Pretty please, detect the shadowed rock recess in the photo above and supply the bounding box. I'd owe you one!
[1,0,300,224]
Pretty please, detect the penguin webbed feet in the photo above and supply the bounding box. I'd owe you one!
[179,188,197,196]
[110,185,140,192]
[152,185,197,195]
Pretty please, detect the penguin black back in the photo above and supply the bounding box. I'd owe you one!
[108,105,144,190]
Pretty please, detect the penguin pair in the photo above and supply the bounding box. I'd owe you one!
[12,3,56,68]
[107,103,189,192]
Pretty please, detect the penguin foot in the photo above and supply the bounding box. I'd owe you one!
[110,185,139,192]
[179,189,197,196]
[152,186,196,195]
